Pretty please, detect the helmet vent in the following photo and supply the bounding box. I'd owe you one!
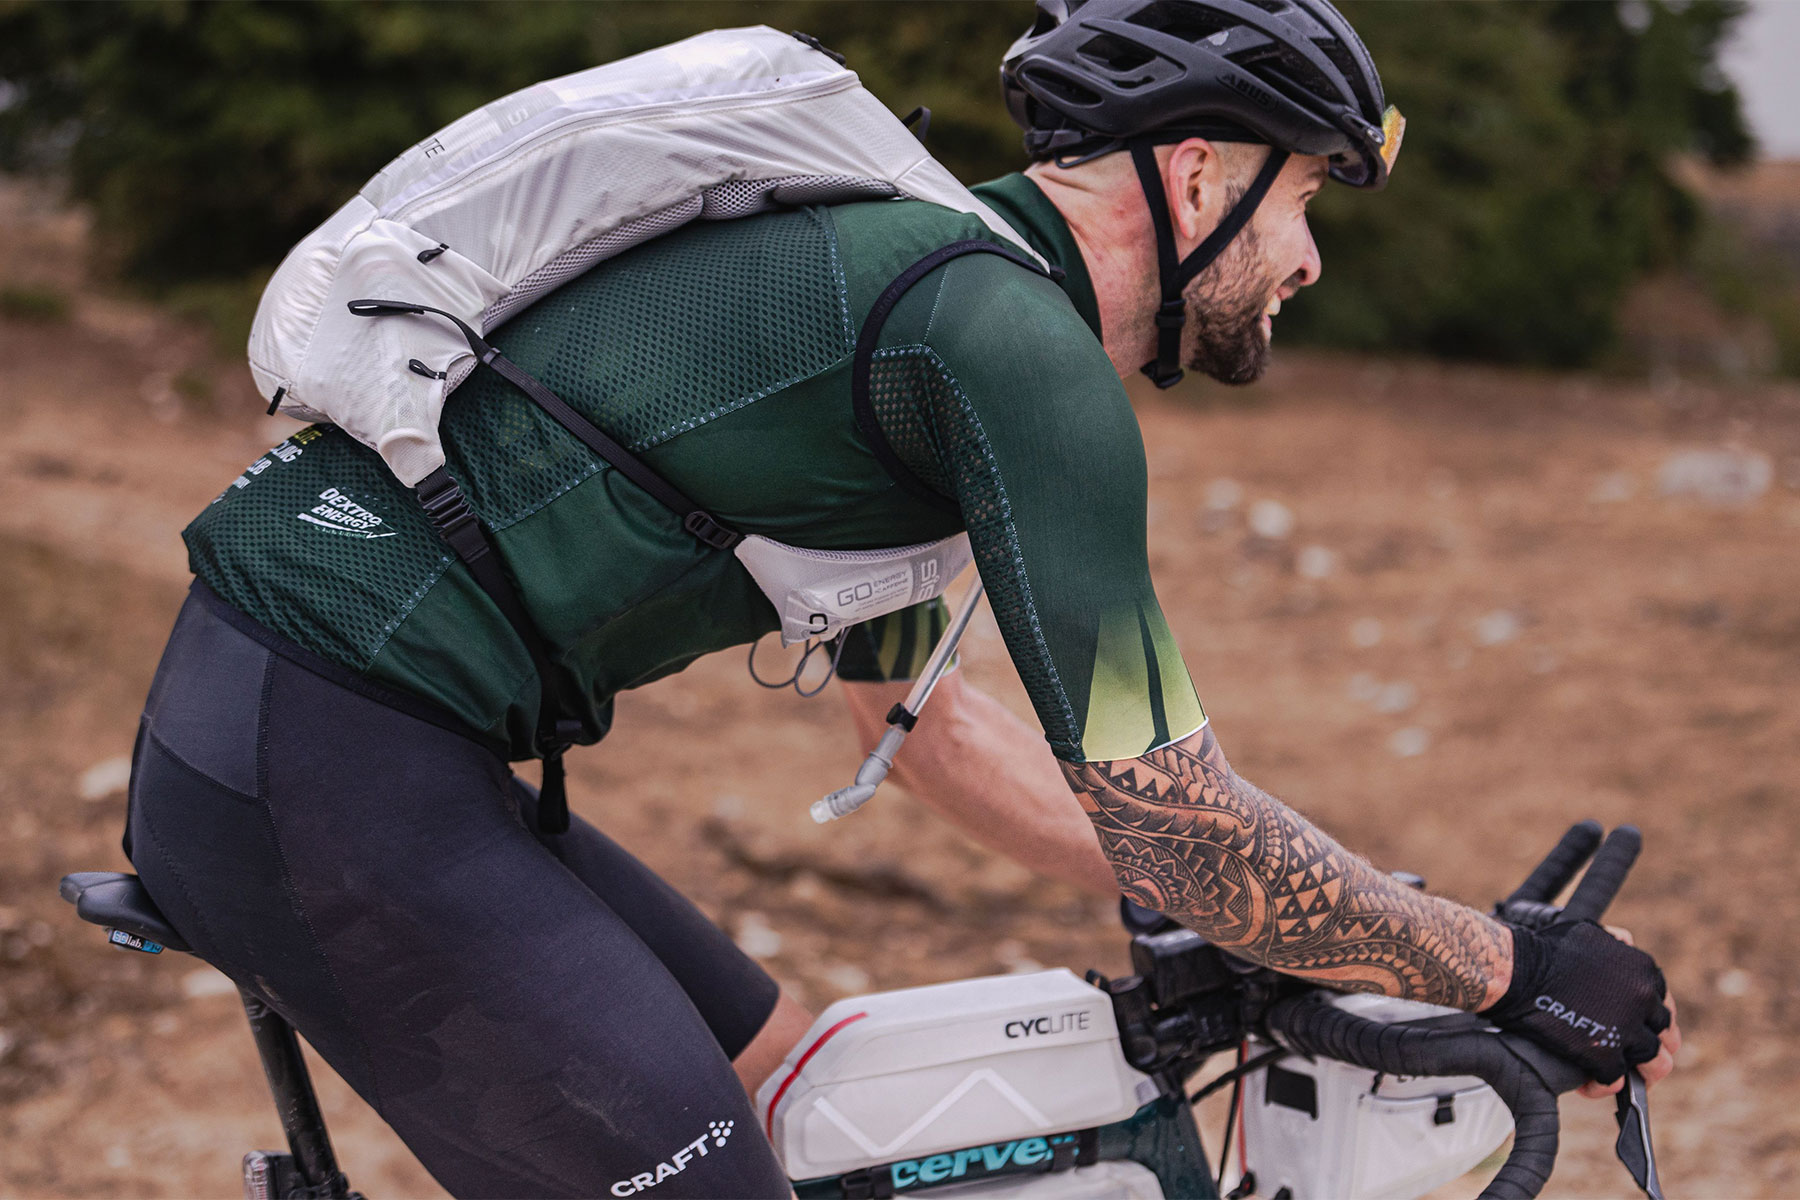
[1315,37,1375,111]
[1021,65,1106,108]
[1127,1,1231,43]
[1261,44,1340,105]
[1077,33,1158,74]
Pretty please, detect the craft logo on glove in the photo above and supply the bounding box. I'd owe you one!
[1533,995,1621,1050]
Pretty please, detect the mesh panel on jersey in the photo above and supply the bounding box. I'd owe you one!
[871,347,1082,755]
[440,368,603,534]
[445,207,852,529]
[867,349,952,496]
[185,426,453,670]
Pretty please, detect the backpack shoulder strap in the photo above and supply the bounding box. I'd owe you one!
[850,239,1058,515]
[350,297,740,833]
[350,299,742,549]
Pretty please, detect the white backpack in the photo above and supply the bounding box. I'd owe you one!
[248,25,1041,488]
[245,27,1050,830]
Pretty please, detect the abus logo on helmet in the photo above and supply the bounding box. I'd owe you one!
[1221,72,1277,112]
[609,1120,734,1196]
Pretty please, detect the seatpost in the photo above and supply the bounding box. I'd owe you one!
[238,987,350,1196]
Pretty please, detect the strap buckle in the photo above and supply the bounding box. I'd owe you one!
[683,510,740,550]
[414,468,490,562]
[1153,297,1187,331]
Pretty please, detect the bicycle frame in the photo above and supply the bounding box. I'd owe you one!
[59,821,1661,1200]
[795,1095,1217,1200]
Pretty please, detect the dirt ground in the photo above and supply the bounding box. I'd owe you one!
[2,174,1798,1199]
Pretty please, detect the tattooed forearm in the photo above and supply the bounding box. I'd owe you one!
[1064,726,1510,1010]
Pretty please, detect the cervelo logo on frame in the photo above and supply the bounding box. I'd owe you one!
[889,1134,1081,1191]
[1533,995,1622,1049]
[610,1120,735,1196]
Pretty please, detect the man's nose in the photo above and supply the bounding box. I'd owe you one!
[1293,219,1322,289]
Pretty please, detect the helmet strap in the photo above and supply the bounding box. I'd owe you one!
[1129,138,1289,389]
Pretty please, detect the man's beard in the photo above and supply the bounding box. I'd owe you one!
[1181,219,1276,386]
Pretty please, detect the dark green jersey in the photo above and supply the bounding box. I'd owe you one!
[185,175,1204,764]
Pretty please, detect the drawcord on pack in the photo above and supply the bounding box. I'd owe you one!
[748,632,848,698]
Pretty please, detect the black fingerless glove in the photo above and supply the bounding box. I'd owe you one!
[1481,919,1671,1085]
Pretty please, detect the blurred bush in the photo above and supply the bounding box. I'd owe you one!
[1286,0,1754,366]
[0,0,1754,368]
[0,283,71,322]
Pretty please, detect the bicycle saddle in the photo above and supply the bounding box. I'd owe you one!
[59,871,190,952]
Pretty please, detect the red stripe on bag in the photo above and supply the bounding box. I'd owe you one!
[765,1011,869,1137]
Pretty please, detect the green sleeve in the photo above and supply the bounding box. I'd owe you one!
[887,252,1206,763]
[835,598,950,683]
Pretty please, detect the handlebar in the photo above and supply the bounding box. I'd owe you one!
[1265,997,1585,1199]
[1257,822,1662,1200]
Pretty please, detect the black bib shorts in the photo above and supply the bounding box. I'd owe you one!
[123,585,788,1199]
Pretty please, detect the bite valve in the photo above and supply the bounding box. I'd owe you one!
[811,725,905,823]
[810,574,985,825]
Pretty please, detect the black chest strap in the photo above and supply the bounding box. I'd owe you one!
[349,298,743,832]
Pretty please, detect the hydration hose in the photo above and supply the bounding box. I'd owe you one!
[811,574,985,823]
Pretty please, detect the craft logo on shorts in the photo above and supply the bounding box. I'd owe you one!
[610,1119,735,1195]
[296,487,396,539]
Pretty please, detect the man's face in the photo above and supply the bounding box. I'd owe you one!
[1182,153,1327,385]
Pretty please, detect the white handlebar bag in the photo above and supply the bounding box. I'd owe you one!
[247,25,1040,487]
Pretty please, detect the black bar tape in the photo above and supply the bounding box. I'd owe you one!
[1496,897,1564,929]
[1561,826,1641,924]
[1506,820,1602,906]
[1267,997,1586,1200]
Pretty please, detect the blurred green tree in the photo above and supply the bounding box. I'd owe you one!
[1283,0,1754,364]
[0,0,1751,366]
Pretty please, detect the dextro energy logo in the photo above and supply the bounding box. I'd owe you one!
[1003,1009,1090,1039]
[609,1120,735,1196]
[296,487,395,539]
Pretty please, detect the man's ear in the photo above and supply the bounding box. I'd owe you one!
[1163,137,1224,245]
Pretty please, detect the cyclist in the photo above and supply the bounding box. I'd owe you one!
[123,2,1677,1195]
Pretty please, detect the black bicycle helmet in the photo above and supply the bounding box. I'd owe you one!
[1001,0,1403,386]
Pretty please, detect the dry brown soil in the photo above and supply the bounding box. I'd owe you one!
[3,177,1798,1198]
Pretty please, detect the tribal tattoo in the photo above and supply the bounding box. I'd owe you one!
[1064,726,1509,1010]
